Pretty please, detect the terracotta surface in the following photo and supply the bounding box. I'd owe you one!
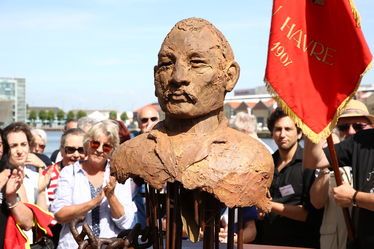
[111,17,274,211]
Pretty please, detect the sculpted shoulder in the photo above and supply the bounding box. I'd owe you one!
[111,131,172,189]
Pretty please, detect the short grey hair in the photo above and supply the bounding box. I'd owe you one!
[83,120,120,152]
[77,116,98,133]
[31,128,48,144]
[230,112,257,135]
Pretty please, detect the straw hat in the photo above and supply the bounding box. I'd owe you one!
[339,99,374,124]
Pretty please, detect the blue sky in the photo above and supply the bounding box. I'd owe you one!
[0,0,373,112]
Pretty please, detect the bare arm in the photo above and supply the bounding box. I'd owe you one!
[270,201,308,222]
[303,137,330,169]
[54,192,103,223]
[242,220,256,244]
[333,182,374,211]
[310,169,330,209]
[36,167,52,211]
[5,169,34,230]
[353,191,374,211]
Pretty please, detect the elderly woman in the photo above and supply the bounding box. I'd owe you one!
[30,128,48,154]
[51,120,136,249]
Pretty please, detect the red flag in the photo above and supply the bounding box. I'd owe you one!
[265,0,372,143]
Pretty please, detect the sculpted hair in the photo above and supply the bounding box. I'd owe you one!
[83,120,120,152]
[2,122,34,155]
[163,17,235,64]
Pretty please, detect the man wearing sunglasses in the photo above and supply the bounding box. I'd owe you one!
[308,99,374,249]
[137,105,160,134]
[336,99,374,140]
[304,99,374,248]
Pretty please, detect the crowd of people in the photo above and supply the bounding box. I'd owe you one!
[1,100,372,249]
[1,17,373,249]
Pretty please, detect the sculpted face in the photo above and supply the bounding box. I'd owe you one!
[154,19,239,119]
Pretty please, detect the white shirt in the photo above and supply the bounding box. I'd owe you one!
[51,160,137,249]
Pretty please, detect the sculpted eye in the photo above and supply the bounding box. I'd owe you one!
[159,60,173,69]
[158,55,174,70]
[190,59,207,68]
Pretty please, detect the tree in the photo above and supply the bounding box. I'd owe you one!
[57,110,65,121]
[120,112,129,121]
[76,110,87,119]
[67,111,75,120]
[109,111,117,120]
[29,110,37,122]
[39,110,47,123]
[47,110,55,124]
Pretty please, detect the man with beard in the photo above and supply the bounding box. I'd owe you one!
[112,17,274,242]
[254,108,322,248]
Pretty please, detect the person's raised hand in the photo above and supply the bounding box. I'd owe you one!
[103,176,117,198]
[0,169,11,190]
[5,168,24,195]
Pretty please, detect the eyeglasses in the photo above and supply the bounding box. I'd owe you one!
[35,143,46,150]
[337,123,368,132]
[89,140,113,153]
[140,117,158,124]
[64,146,85,154]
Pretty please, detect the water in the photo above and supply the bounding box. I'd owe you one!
[45,130,63,157]
[45,131,278,157]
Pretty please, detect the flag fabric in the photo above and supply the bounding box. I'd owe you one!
[265,0,372,143]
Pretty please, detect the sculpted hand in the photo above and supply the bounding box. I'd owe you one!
[0,169,11,190]
[333,182,355,207]
[103,176,117,198]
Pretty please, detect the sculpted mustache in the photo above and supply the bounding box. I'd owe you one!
[166,91,198,104]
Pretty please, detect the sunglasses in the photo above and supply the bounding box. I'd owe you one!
[337,123,367,132]
[35,143,46,150]
[64,146,85,154]
[89,140,113,153]
[140,117,158,124]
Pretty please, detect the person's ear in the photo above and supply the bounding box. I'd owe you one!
[225,61,240,92]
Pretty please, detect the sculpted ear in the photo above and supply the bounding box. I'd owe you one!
[225,61,240,92]
[154,65,159,98]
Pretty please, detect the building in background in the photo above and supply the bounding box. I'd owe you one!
[0,77,26,126]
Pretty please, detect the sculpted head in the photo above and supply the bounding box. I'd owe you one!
[154,17,240,119]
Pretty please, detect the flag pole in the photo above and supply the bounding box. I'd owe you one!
[326,135,355,240]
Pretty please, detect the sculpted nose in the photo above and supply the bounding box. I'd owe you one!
[170,61,190,86]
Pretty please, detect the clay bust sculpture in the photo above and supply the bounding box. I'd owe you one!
[112,18,274,211]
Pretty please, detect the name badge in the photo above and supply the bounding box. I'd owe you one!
[279,184,295,197]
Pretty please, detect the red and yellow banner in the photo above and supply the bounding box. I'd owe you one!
[265,0,372,143]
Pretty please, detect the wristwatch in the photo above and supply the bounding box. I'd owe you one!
[352,190,359,207]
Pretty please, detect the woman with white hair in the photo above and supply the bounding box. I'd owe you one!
[51,120,137,248]
[31,128,47,154]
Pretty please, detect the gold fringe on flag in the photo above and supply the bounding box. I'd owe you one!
[348,0,361,27]
[264,60,372,144]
